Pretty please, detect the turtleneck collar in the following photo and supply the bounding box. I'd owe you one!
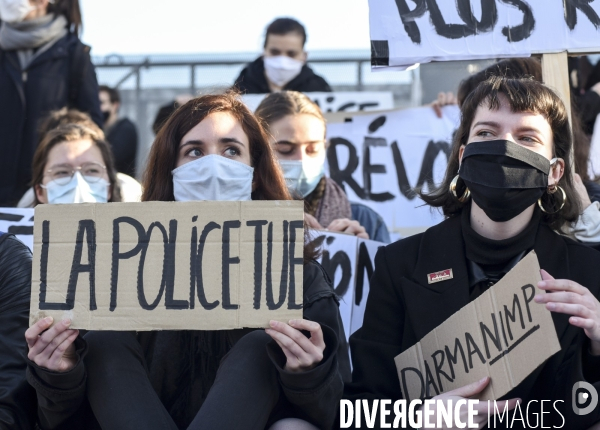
[461,202,541,266]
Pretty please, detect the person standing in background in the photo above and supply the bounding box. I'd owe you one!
[99,85,138,177]
[0,0,102,207]
[234,17,331,94]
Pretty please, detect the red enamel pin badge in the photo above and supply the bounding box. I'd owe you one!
[427,269,453,284]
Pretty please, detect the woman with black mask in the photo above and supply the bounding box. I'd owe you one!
[344,76,600,429]
[0,0,102,206]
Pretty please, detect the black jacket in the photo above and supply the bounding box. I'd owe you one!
[345,214,600,429]
[27,260,350,430]
[234,57,332,94]
[0,233,36,430]
[106,118,138,177]
[0,32,103,206]
[574,90,600,135]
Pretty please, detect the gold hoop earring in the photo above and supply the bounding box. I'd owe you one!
[537,185,566,214]
[449,175,470,203]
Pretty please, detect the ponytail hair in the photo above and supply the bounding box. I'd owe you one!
[49,0,83,35]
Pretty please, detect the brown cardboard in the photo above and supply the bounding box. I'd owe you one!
[394,251,561,402]
[30,201,304,330]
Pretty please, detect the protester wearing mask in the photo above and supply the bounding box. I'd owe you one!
[15,108,141,207]
[31,123,121,205]
[344,77,600,429]
[0,0,102,207]
[25,92,349,430]
[256,91,390,243]
[234,18,331,94]
[452,58,600,251]
[2,123,119,430]
[99,85,139,177]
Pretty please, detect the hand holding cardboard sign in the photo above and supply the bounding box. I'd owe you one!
[265,319,325,372]
[430,377,520,429]
[327,219,369,239]
[535,269,600,355]
[25,317,79,372]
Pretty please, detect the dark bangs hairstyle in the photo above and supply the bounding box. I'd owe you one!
[141,92,319,260]
[457,57,593,181]
[32,123,121,205]
[421,76,581,231]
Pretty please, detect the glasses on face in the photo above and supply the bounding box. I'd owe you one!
[45,162,107,185]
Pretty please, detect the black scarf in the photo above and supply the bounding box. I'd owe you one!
[461,204,541,298]
[461,203,541,266]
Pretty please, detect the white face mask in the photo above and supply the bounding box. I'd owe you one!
[0,0,34,24]
[172,154,254,202]
[43,172,109,204]
[263,55,304,88]
[279,157,325,198]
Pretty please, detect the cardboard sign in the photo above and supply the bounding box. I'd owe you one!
[394,251,560,402]
[243,92,394,113]
[0,208,34,251]
[326,105,460,237]
[311,230,384,339]
[369,0,600,69]
[30,201,304,331]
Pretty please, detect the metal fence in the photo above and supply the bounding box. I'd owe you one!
[92,51,420,178]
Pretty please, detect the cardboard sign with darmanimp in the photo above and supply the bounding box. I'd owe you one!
[30,201,304,331]
[395,251,560,402]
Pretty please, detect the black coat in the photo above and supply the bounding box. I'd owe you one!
[345,214,600,429]
[234,57,332,94]
[0,233,36,430]
[0,33,103,206]
[27,260,350,430]
[106,118,138,177]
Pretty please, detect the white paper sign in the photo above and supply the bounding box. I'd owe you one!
[243,92,394,113]
[369,0,600,69]
[311,230,385,340]
[0,208,34,251]
[326,105,460,237]
[312,231,357,341]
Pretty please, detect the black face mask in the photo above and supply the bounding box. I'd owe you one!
[102,110,110,122]
[458,140,552,222]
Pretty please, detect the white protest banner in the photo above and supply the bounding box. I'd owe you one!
[369,0,600,69]
[0,208,34,251]
[243,92,394,113]
[326,105,460,237]
[312,231,357,341]
[395,251,561,402]
[30,201,304,331]
[310,230,385,340]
